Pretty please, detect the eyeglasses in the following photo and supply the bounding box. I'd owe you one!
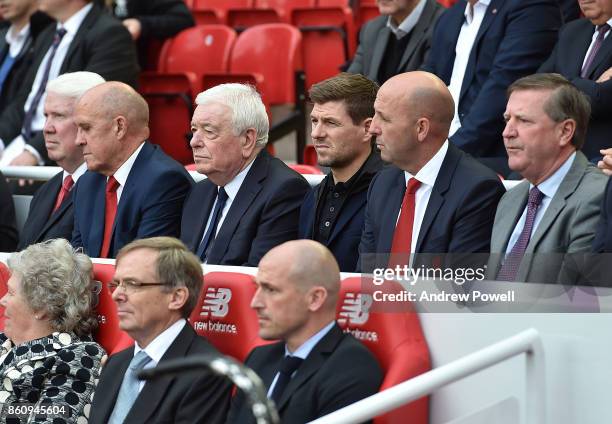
[108,279,167,293]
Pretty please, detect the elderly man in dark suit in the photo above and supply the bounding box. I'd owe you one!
[89,237,232,424]
[539,0,612,162]
[180,83,310,266]
[489,74,607,284]
[422,0,561,176]
[299,73,383,272]
[0,0,138,168]
[226,240,382,423]
[348,0,444,84]
[359,71,505,271]
[18,71,105,250]
[72,82,193,258]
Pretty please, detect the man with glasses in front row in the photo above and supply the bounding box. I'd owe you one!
[89,237,232,424]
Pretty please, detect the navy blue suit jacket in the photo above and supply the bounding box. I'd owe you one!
[180,150,310,266]
[72,142,193,258]
[539,18,612,161]
[358,143,505,271]
[225,324,382,424]
[299,152,383,272]
[18,171,75,250]
[422,0,561,159]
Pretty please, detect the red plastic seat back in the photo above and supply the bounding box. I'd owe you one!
[0,262,9,331]
[93,263,134,355]
[336,277,430,424]
[230,23,303,105]
[139,73,194,165]
[189,272,270,361]
[159,25,237,93]
[288,163,323,174]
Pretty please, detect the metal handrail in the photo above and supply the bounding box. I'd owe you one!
[308,328,545,424]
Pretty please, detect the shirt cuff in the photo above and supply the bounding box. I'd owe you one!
[24,143,44,166]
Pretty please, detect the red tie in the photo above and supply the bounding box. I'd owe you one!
[390,178,421,266]
[52,175,74,212]
[100,176,120,258]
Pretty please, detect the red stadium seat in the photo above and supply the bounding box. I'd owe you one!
[228,0,315,29]
[92,263,134,355]
[291,6,355,88]
[158,25,237,95]
[189,272,271,361]
[337,277,430,424]
[0,262,9,331]
[288,163,323,174]
[303,144,318,166]
[139,72,194,165]
[192,9,223,25]
[191,0,253,24]
[357,4,380,30]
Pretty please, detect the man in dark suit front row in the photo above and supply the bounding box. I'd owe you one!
[181,83,310,266]
[359,71,505,271]
[90,237,231,424]
[18,71,105,250]
[227,240,382,423]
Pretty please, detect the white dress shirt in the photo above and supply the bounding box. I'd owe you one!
[448,0,491,137]
[111,142,145,203]
[61,162,87,184]
[133,319,187,392]
[397,140,449,254]
[581,17,612,69]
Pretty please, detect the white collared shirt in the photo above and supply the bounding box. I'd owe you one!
[111,142,145,202]
[199,158,257,262]
[386,0,427,39]
[581,17,612,70]
[397,140,449,255]
[5,23,31,57]
[448,0,491,137]
[267,321,336,397]
[505,152,576,254]
[133,319,187,392]
[61,162,87,184]
[22,3,93,135]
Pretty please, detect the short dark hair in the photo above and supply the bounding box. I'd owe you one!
[116,237,203,318]
[309,72,379,125]
[508,73,591,149]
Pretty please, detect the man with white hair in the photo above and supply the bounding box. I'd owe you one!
[180,83,310,266]
[18,71,104,249]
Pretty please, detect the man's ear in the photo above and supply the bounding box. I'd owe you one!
[115,115,128,140]
[307,286,328,312]
[168,287,189,312]
[242,128,258,158]
[362,118,373,144]
[557,119,576,147]
[415,117,430,143]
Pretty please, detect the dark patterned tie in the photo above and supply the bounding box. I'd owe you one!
[197,187,229,261]
[496,186,545,281]
[270,355,304,404]
[581,24,611,79]
[22,28,67,141]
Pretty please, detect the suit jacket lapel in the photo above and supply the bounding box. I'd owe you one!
[494,183,529,253]
[277,324,343,411]
[371,27,391,80]
[126,325,194,423]
[585,29,612,79]
[526,153,587,253]
[569,22,596,76]
[97,348,133,423]
[381,170,406,251]
[29,173,62,242]
[40,188,74,239]
[89,173,108,257]
[207,152,266,263]
[327,195,366,245]
[307,175,329,239]
[61,5,99,72]
[461,0,503,101]
[397,0,436,71]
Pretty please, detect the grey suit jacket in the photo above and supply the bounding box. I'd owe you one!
[487,152,607,284]
[347,0,444,83]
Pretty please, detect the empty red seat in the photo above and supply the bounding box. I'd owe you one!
[191,0,253,23]
[303,144,318,166]
[139,73,194,165]
[0,262,9,331]
[357,4,380,29]
[192,9,222,25]
[158,24,237,95]
[337,276,430,424]
[288,163,323,174]
[92,263,134,355]
[189,272,270,361]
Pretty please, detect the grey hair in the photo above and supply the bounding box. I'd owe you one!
[46,71,106,100]
[195,83,269,146]
[7,239,98,337]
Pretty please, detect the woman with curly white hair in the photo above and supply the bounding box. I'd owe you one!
[0,239,105,423]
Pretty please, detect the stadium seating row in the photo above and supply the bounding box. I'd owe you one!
[0,261,430,424]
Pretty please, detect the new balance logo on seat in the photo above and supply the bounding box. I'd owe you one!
[200,287,232,318]
[338,293,372,325]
